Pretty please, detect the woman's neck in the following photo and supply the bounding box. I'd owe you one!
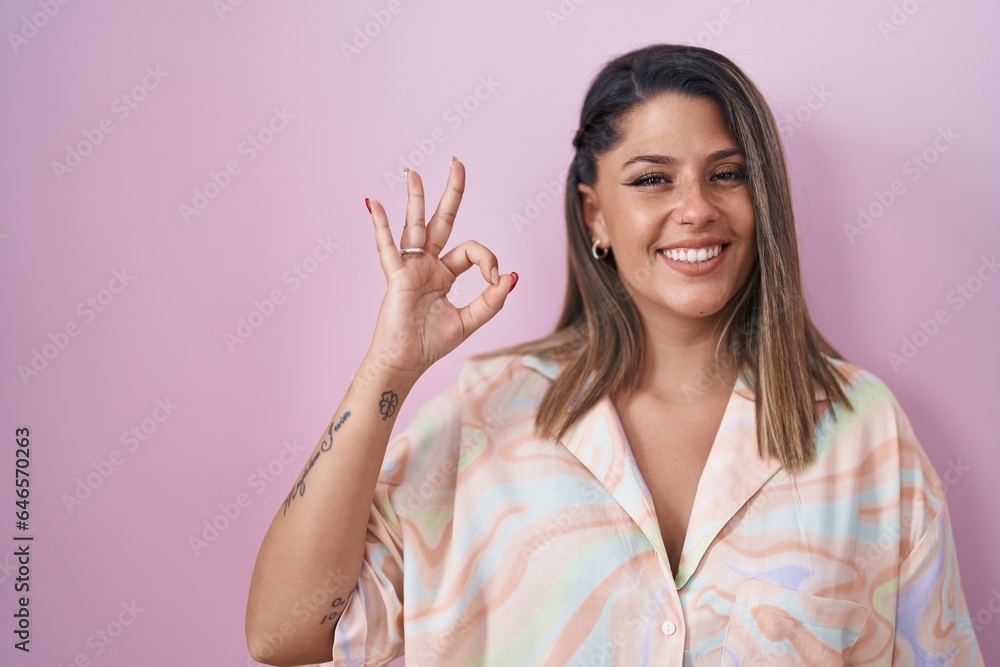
[630,310,740,404]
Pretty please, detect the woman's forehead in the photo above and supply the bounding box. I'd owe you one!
[607,101,740,171]
[617,93,732,143]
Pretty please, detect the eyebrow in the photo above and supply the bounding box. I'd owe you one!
[620,148,745,170]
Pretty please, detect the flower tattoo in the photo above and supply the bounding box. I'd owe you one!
[379,390,399,421]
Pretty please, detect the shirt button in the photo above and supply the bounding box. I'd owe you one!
[661,620,676,636]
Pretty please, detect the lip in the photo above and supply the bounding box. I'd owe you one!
[657,242,729,276]
[659,237,730,251]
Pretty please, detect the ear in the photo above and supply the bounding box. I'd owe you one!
[577,182,609,244]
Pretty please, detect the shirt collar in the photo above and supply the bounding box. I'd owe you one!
[519,352,785,589]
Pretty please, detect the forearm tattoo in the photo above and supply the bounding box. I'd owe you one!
[282,411,351,516]
[379,390,398,421]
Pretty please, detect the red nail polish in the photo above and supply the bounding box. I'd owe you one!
[510,272,519,292]
[365,197,371,213]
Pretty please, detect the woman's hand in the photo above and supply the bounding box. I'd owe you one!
[363,157,516,384]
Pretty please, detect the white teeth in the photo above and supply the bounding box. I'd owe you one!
[663,245,722,263]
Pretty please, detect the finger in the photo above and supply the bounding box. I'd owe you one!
[439,240,500,287]
[368,198,402,276]
[424,157,465,256]
[457,273,516,338]
[399,168,427,252]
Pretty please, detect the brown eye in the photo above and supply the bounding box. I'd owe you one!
[713,170,747,182]
[630,172,668,186]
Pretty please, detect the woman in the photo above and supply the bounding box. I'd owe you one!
[246,44,983,666]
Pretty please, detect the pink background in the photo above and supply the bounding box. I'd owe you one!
[2,1,998,665]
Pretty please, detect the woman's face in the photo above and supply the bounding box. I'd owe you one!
[578,91,757,329]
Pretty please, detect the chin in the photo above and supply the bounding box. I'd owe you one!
[625,281,736,322]
[652,299,728,321]
[675,307,727,320]
[656,290,731,317]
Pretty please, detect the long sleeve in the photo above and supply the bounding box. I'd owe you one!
[329,384,462,666]
[890,493,983,666]
[328,464,406,666]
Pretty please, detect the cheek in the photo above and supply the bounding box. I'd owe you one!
[609,230,661,260]
[734,240,756,265]
[724,191,755,227]
[614,260,657,297]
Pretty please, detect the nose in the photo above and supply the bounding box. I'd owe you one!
[674,177,719,227]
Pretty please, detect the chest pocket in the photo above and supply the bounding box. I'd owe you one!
[721,577,871,666]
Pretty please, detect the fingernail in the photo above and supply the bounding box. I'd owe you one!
[365,197,371,214]
[450,155,456,165]
[510,271,519,292]
[491,267,499,286]
[403,167,409,183]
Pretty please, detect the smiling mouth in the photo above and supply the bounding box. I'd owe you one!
[658,244,726,263]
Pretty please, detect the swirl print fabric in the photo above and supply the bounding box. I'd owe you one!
[316,353,982,666]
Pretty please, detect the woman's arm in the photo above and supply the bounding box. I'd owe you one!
[244,355,417,666]
[245,158,516,665]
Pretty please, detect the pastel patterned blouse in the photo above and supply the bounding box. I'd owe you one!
[320,352,982,666]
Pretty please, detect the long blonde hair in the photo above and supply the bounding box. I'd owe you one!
[477,44,851,473]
